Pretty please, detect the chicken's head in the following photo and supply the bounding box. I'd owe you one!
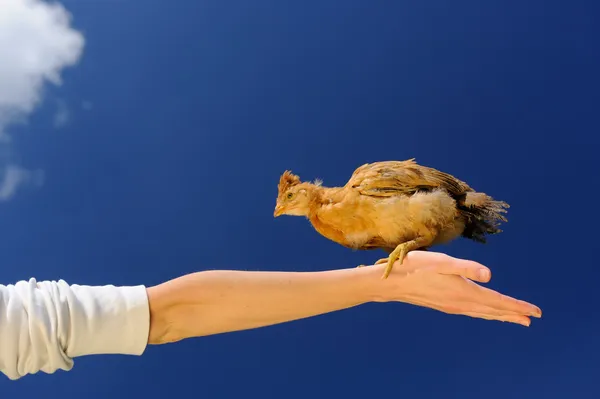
[274,170,311,217]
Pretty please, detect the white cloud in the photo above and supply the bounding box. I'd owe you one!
[0,165,44,200]
[0,0,84,200]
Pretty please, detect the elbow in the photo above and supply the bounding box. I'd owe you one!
[146,284,185,345]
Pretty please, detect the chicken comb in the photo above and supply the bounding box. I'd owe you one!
[278,170,301,194]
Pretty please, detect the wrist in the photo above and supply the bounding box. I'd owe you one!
[353,264,401,304]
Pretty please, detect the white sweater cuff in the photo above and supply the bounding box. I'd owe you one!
[0,279,150,380]
[63,282,150,357]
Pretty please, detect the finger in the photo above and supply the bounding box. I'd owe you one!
[403,296,534,326]
[440,276,543,318]
[462,311,532,327]
[461,300,538,318]
[429,253,492,283]
[399,292,537,328]
[473,285,542,318]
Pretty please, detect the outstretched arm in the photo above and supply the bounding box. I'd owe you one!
[146,252,541,345]
[0,251,542,380]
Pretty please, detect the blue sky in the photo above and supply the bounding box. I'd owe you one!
[1,0,598,397]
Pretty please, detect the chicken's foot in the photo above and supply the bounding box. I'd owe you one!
[382,237,431,279]
[357,245,430,270]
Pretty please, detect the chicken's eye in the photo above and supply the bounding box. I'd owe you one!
[286,192,294,200]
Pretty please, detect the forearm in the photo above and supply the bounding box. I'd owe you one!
[146,265,383,344]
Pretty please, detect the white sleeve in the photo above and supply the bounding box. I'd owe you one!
[0,278,150,380]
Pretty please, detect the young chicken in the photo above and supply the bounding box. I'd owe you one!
[273,159,509,279]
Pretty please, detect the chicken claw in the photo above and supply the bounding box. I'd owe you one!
[382,237,431,279]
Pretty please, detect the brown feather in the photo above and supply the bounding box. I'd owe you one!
[277,170,301,195]
[346,159,472,200]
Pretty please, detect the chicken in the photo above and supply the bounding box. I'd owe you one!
[273,159,509,279]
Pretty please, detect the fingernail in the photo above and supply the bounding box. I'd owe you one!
[478,269,490,280]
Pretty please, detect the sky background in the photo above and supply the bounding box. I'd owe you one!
[1,0,598,397]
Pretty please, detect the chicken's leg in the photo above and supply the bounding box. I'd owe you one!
[357,244,430,270]
[382,236,432,279]
[357,245,430,269]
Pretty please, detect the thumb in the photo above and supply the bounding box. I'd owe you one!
[434,256,492,283]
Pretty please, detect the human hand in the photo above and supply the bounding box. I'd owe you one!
[368,251,542,326]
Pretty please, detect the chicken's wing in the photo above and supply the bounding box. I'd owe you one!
[346,159,473,200]
[346,160,474,277]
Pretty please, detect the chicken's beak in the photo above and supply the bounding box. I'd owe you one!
[273,205,284,217]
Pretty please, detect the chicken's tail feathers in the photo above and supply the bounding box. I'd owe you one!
[459,192,509,243]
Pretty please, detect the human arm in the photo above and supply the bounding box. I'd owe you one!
[146,251,541,344]
[0,251,542,380]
